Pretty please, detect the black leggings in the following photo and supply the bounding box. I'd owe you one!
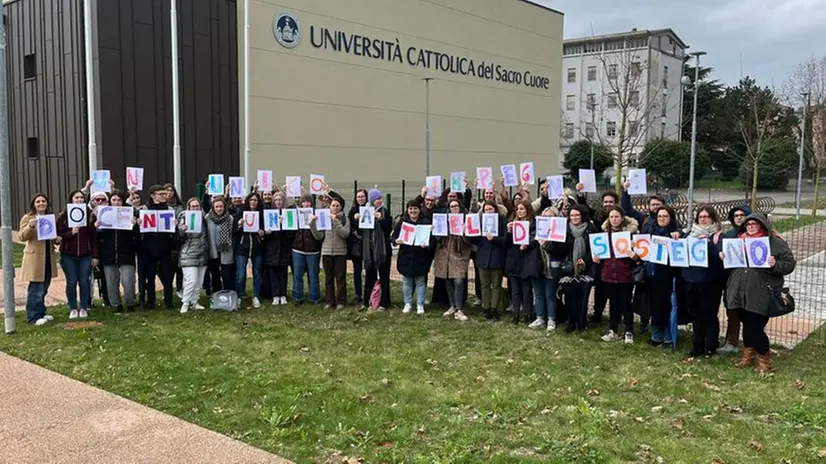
[648,278,673,331]
[605,282,634,333]
[267,265,289,298]
[737,308,770,355]
[687,281,723,352]
[510,276,533,322]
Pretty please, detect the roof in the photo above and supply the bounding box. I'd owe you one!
[564,28,688,49]
[517,0,565,16]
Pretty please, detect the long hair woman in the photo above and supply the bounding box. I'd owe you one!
[505,200,539,324]
[434,199,472,321]
[18,194,59,325]
[205,197,235,295]
[96,189,139,313]
[177,198,210,313]
[593,207,639,343]
[645,205,681,347]
[311,196,351,309]
[56,189,97,319]
[233,192,265,308]
[347,188,369,304]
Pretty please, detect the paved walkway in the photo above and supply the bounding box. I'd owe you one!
[0,352,291,464]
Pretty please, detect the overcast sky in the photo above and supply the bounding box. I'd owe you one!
[534,0,826,88]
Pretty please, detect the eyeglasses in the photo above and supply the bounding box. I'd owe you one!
[657,215,670,219]
[734,213,746,218]
[94,198,107,203]
[698,214,711,219]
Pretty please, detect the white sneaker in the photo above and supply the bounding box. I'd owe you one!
[252,297,261,309]
[718,343,737,354]
[280,296,288,305]
[601,330,620,342]
[34,317,49,326]
[69,310,79,319]
[402,304,412,314]
[454,310,469,321]
[43,315,54,322]
[417,306,425,315]
[547,320,557,332]
[377,306,386,311]
[176,290,183,299]
[528,317,546,329]
[272,298,280,306]
[180,304,189,314]
[472,298,482,307]
[443,307,457,318]
[624,332,635,344]
[79,309,89,318]
[192,303,205,310]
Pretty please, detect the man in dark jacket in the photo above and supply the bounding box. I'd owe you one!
[141,184,177,310]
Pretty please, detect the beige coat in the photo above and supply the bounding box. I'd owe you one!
[18,213,59,282]
[433,236,471,279]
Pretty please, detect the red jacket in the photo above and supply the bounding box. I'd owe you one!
[56,209,98,258]
[599,217,639,284]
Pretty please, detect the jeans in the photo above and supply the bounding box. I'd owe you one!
[103,264,136,308]
[235,254,263,298]
[207,259,235,294]
[26,266,52,323]
[446,278,467,310]
[533,276,559,321]
[737,308,770,355]
[182,266,207,305]
[402,275,427,307]
[292,251,320,303]
[322,255,347,306]
[648,277,674,342]
[478,268,503,310]
[60,255,92,310]
[142,254,175,308]
[350,258,363,301]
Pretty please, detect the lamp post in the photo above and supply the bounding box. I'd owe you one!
[423,77,433,176]
[795,93,809,219]
[588,101,598,169]
[681,51,706,224]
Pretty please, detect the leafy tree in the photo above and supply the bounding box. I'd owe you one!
[738,137,799,190]
[563,140,613,182]
[639,139,711,188]
[682,65,736,178]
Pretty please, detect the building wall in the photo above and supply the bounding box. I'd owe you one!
[240,0,563,186]
[4,0,88,220]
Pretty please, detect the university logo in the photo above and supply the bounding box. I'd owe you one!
[273,12,301,49]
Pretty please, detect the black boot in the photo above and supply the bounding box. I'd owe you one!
[126,306,135,313]
[115,305,124,313]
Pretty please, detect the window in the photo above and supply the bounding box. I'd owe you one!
[567,68,576,83]
[608,64,618,80]
[24,54,36,79]
[566,95,576,111]
[630,61,642,79]
[586,122,595,138]
[630,91,640,107]
[586,93,596,110]
[606,121,617,138]
[629,120,639,137]
[587,66,597,81]
[27,137,39,159]
[564,123,575,139]
[607,92,618,109]
[663,65,669,88]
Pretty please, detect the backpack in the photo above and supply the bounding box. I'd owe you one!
[210,290,239,312]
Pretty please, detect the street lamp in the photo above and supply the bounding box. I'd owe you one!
[588,101,599,169]
[795,92,810,219]
[423,77,433,176]
[681,50,706,225]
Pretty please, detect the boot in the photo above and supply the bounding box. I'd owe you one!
[736,347,756,368]
[756,353,773,374]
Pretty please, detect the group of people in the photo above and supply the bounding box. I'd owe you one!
[18,175,796,373]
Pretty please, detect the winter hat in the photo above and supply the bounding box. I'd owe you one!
[90,191,109,202]
[368,188,383,204]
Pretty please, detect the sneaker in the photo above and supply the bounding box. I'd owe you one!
[192,303,205,310]
[547,320,557,332]
[601,330,620,342]
[402,304,412,314]
[34,317,49,326]
[505,304,514,313]
[324,304,333,310]
[528,317,546,329]
[43,315,54,322]
[336,305,345,310]
[417,306,425,315]
[624,332,634,344]
[472,298,482,307]
[279,296,288,305]
[180,304,189,314]
[79,309,89,318]
[377,306,386,311]
[443,307,457,318]
[454,310,469,321]
[272,298,280,306]
[252,297,261,309]
[718,343,738,354]
[424,299,431,305]
[69,310,79,319]
[176,290,184,299]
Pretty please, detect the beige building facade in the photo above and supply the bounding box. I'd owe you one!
[240,0,563,186]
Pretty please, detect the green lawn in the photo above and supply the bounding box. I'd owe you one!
[694,178,747,191]
[778,198,826,211]
[772,216,825,233]
[0,242,25,269]
[2,297,825,463]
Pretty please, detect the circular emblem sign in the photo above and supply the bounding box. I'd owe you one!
[273,13,301,49]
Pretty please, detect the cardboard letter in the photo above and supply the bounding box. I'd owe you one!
[476,167,493,189]
[413,225,432,246]
[309,174,325,195]
[611,231,633,258]
[126,167,144,191]
[432,214,448,236]
[549,217,567,243]
[482,213,499,236]
[229,177,246,198]
[520,162,535,185]
[450,172,465,192]
[399,222,417,245]
[426,175,442,198]
[139,210,157,232]
[650,236,670,265]
[358,206,375,230]
[501,164,518,187]
[285,176,302,197]
[315,209,332,231]
[67,204,87,228]
[722,239,747,269]
[264,209,281,231]
[465,214,481,237]
[513,221,530,245]
[185,211,202,233]
[36,214,57,240]
[282,209,298,231]
[92,170,111,193]
[257,170,273,192]
[297,208,314,229]
[547,175,564,199]
[243,211,260,232]
[448,213,464,236]
[746,237,771,268]
[207,174,224,196]
[688,237,708,268]
[157,210,176,233]
[669,239,689,267]
[97,206,116,229]
[632,234,651,261]
[589,232,611,259]
[628,169,647,195]
[579,169,597,193]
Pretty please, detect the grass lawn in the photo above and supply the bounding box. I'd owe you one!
[778,198,826,211]
[694,179,746,191]
[772,215,825,233]
[0,242,25,269]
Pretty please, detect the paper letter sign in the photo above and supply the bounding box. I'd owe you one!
[92,170,111,193]
[535,217,551,240]
[399,222,417,245]
[207,174,224,196]
[450,172,465,192]
[745,237,771,268]
[722,239,747,269]
[649,236,670,265]
[547,175,564,199]
[97,206,134,231]
[549,217,567,243]
[413,225,432,246]
[520,162,535,185]
[669,239,689,267]
[282,209,298,230]
[285,176,302,197]
[611,231,633,258]
[36,214,57,241]
[579,169,597,193]
[501,164,518,187]
[297,208,313,229]
[157,210,176,233]
[432,214,448,237]
[589,232,611,259]
[184,211,202,233]
[358,206,375,230]
[309,174,325,195]
[257,170,273,193]
[243,211,260,232]
[628,169,647,195]
[633,234,651,261]
[482,213,499,236]
[448,214,464,236]
[476,167,493,189]
[315,209,332,231]
[67,204,87,228]
[229,177,246,198]
[264,209,281,231]
[126,167,144,191]
[139,210,157,232]
[465,214,481,237]
[426,176,443,198]
[512,221,530,245]
[688,237,708,268]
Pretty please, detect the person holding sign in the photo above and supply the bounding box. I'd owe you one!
[346,189,370,305]
[642,206,682,348]
[176,198,210,313]
[724,213,796,373]
[311,197,351,309]
[141,185,178,311]
[360,189,393,310]
[434,200,473,321]
[681,206,725,356]
[205,198,237,298]
[393,200,435,314]
[530,206,570,332]
[261,192,294,306]
[18,193,60,325]
[289,195,322,305]
[505,200,538,324]
[718,205,751,353]
[592,207,639,343]
[95,190,139,313]
[233,192,266,308]
[56,190,98,320]
[470,201,508,319]
[559,204,599,333]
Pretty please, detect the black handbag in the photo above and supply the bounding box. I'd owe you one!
[759,272,795,318]
[633,263,646,284]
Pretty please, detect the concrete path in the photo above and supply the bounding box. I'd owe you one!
[0,352,291,464]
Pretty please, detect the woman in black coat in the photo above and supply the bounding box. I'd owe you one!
[505,199,540,324]
[96,189,140,312]
[347,189,369,304]
[392,200,435,314]
[262,192,295,306]
[472,201,508,320]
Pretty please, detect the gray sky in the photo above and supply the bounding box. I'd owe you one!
[534,0,826,88]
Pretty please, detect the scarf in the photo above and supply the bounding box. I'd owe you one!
[651,224,673,237]
[688,222,720,238]
[362,207,388,269]
[208,211,233,251]
[569,221,589,263]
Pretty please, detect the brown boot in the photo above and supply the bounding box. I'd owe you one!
[736,347,756,368]
[756,353,773,373]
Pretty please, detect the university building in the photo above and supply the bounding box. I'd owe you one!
[3,0,562,220]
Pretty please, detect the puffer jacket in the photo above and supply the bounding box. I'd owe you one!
[311,211,350,256]
[725,212,796,316]
[393,215,435,277]
[600,217,639,284]
[177,212,209,267]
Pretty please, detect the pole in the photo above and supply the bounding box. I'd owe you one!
[686,54,703,224]
[83,0,97,176]
[795,94,809,219]
[243,0,251,185]
[171,0,182,193]
[424,78,432,176]
[1,11,16,334]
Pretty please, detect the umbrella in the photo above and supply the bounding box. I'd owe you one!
[558,264,594,332]
[669,278,678,351]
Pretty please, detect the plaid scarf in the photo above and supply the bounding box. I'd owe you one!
[208,211,233,251]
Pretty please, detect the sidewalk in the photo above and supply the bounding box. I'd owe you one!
[0,352,292,464]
